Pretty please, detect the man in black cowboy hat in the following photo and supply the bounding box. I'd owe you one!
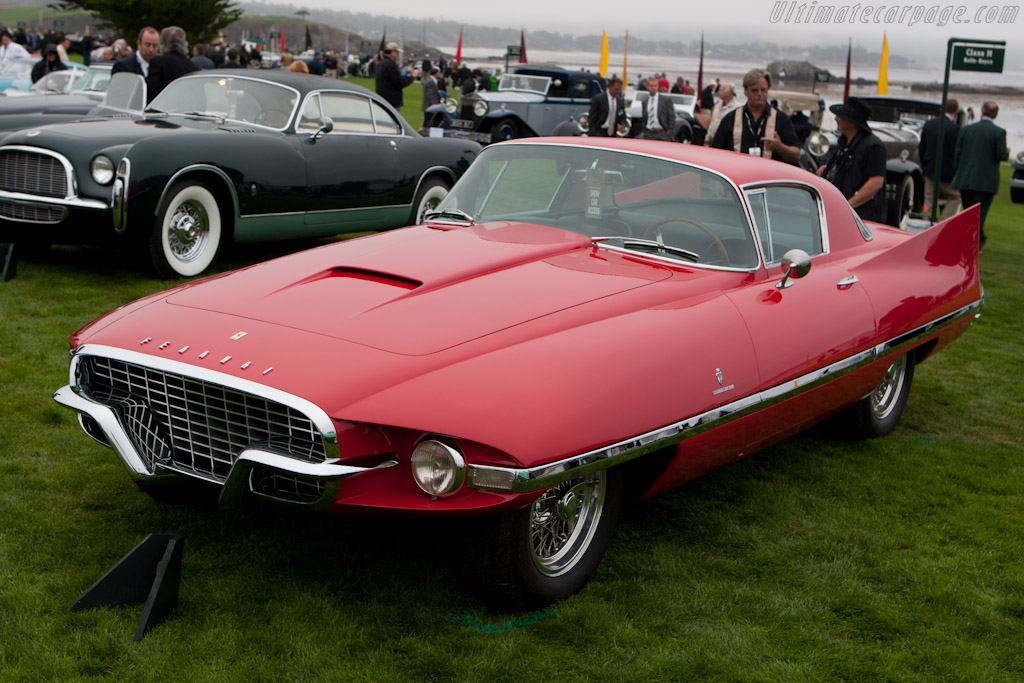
[818,96,886,223]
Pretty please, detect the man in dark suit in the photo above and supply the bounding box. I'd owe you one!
[146,26,199,102]
[112,26,159,77]
[640,77,675,141]
[919,97,961,221]
[952,100,1009,249]
[588,76,627,137]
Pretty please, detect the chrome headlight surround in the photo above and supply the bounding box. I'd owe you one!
[807,132,830,158]
[577,112,590,133]
[410,439,466,497]
[443,97,458,115]
[473,99,489,117]
[90,154,115,185]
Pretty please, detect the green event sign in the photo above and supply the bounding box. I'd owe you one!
[506,45,521,58]
[951,43,1005,72]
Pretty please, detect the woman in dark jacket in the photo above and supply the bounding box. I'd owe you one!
[31,44,67,84]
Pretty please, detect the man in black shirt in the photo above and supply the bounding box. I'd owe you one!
[710,68,801,165]
[818,97,887,223]
[375,41,419,110]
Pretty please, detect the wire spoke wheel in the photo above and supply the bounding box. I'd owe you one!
[870,354,909,421]
[530,472,606,577]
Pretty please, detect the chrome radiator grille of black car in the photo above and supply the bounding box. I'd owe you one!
[0,201,65,223]
[77,355,327,502]
[0,150,68,198]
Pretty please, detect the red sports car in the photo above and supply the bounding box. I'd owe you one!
[54,138,982,609]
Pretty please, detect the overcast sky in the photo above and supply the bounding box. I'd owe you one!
[295,0,1021,68]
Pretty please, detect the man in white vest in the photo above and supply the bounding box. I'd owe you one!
[709,68,801,165]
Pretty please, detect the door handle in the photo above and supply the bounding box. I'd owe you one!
[837,275,859,290]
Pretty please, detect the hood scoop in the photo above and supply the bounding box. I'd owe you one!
[168,223,670,355]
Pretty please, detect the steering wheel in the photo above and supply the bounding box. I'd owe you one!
[256,108,289,127]
[642,216,731,266]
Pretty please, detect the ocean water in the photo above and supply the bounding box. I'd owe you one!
[444,46,1024,154]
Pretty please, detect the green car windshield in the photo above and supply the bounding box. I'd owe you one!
[436,143,758,269]
[148,75,299,130]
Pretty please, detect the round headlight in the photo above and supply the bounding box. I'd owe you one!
[410,440,466,497]
[807,132,830,157]
[443,97,458,115]
[473,99,489,117]
[1016,150,1024,164]
[91,155,115,185]
[577,112,590,133]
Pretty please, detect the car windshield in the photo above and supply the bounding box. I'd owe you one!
[437,143,758,268]
[498,74,550,95]
[148,75,299,129]
[69,66,111,93]
[28,70,79,93]
[2,60,35,76]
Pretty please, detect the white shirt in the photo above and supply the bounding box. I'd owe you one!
[0,41,31,66]
[136,52,150,78]
[647,93,660,130]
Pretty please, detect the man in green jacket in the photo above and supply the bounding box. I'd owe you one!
[952,101,1009,250]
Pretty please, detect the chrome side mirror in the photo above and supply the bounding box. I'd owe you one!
[777,248,811,289]
[310,116,334,142]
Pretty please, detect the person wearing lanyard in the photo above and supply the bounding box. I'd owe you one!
[818,97,887,223]
[640,77,675,142]
[709,68,800,165]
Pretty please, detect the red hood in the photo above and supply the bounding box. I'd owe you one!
[166,223,672,355]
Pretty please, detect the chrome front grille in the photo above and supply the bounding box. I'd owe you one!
[0,149,69,198]
[0,200,66,223]
[77,356,328,498]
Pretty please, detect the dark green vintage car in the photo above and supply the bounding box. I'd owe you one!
[0,70,480,277]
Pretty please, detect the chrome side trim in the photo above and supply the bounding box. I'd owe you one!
[467,298,982,492]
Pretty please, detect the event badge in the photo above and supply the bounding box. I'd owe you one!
[749,147,762,157]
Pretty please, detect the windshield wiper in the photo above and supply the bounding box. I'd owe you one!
[592,236,700,262]
[182,111,226,122]
[423,208,475,225]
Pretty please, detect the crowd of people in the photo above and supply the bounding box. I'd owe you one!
[0,22,1010,249]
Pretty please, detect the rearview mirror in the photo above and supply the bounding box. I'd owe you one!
[777,249,811,289]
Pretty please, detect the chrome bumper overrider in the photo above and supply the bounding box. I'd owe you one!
[466,298,983,493]
[55,385,397,508]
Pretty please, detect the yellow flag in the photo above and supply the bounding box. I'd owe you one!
[877,33,889,95]
[600,31,609,78]
[623,29,629,84]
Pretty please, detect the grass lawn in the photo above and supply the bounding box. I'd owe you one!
[0,165,1021,681]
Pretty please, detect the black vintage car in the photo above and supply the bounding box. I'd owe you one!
[803,96,964,228]
[427,66,607,144]
[0,70,480,277]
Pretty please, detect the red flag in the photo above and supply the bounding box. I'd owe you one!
[843,38,851,101]
[455,26,463,63]
[696,32,704,98]
[281,32,286,52]
[519,29,527,64]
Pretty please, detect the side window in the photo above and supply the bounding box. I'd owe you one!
[370,100,401,135]
[548,77,569,99]
[299,95,322,131]
[765,186,823,256]
[747,190,771,261]
[570,78,590,100]
[319,93,375,133]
